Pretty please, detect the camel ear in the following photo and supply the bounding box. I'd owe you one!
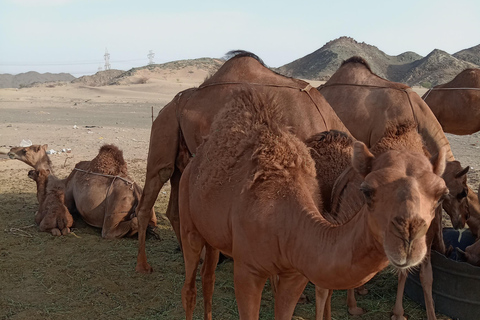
[455,166,470,179]
[352,142,374,177]
[41,144,48,152]
[430,146,446,177]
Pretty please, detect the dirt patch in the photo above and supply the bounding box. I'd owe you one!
[1,82,471,319]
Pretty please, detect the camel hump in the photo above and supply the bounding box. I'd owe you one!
[341,56,372,72]
[89,144,128,176]
[225,50,266,66]
[370,121,426,156]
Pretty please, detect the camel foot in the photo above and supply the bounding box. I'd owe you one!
[348,306,365,315]
[61,228,71,235]
[391,314,407,320]
[355,286,369,295]
[51,228,61,236]
[135,262,154,274]
[146,225,161,240]
[297,293,309,304]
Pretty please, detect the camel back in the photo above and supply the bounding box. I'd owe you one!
[195,89,319,201]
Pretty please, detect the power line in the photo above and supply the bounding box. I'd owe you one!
[0,58,146,67]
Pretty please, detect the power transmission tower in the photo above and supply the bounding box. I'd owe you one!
[104,48,111,70]
[147,50,155,65]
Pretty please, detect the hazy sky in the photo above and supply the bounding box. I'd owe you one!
[1,0,479,76]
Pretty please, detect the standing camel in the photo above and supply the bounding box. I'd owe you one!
[423,68,480,135]
[178,91,448,319]
[318,56,472,319]
[135,50,351,273]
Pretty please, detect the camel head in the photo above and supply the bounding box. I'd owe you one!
[8,144,50,169]
[441,161,469,229]
[352,142,448,269]
[27,168,51,182]
[457,240,480,267]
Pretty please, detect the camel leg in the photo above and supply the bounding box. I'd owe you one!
[355,284,368,295]
[347,288,365,315]
[135,167,174,273]
[391,272,407,320]
[234,263,266,319]
[181,232,204,320]
[201,243,220,320]
[165,168,182,247]
[274,272,309,320]
[419,252,437,320]
[315,286,331,320]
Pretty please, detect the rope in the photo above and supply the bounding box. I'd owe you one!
[195,81,329,130]
[73,167,135,189]
[422,87,480,101]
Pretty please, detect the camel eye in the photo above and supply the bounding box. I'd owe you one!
[360,182,375,205]
[457,189,468,200]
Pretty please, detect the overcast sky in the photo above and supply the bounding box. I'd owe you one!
[1,0,479,76]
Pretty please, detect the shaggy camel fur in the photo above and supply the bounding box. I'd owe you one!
[9,144,53,173]
[28,169,73,236]
[178,91,447,319]
[135,50,351,273]
[318,56,472,237]
[64,144,157,239]
[423,68,480,135]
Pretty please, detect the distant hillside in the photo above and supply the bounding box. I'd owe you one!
[398,49,478,86]
[110,58,224,85]
[72,69,125,87]
[453,44,480,66]
[275,37,422,81]
[0,71,75,89]
[276,37,480,86]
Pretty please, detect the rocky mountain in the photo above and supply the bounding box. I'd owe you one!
[0,71,75,89]
[276,37,480,87]
[453,44,480,66]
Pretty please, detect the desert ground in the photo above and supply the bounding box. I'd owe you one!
[1,70,479,319]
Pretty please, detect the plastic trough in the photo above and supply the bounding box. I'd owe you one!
[405,229,480,320]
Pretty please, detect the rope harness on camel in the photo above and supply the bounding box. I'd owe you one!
[422,87,480,100]
[73,167,136,215]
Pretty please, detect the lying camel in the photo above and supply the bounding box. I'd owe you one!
[9,144,53,173]
[178,91,447,319]
[64,144,157,239]
[423,68,480,135]
[318,56,471,320]
[10,143,156,239]
[135,50,351,273]
[28,169,73,236]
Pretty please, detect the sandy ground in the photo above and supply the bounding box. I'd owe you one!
[0,76,477,319]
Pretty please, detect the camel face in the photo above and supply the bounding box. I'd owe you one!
[8,144,48,168]
[357,149,448,269]
[441,161,469,229]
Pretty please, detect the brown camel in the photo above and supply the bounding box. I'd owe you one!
[178,91,447,319]
[309,122,452,320]
[318,57,471,320]
[318,56,470,226]
[135,50,351,273]
[28,169,74,236]
[9,144,53,173]
[10,144,156,239]
[63,144,157,239]
[423,68,480,135]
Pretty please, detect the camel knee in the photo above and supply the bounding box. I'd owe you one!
[158,167,174,183]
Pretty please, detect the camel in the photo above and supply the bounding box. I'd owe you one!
[318,56,472,320]
[422,68,480,135]
[8,144,53,173]
[28,169,74,236]
[9,143,156,239]
[178,91,447,319]
[135,50,351,273]
[63,144,157,239]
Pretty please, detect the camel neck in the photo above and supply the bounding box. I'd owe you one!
[467,191,480,238]
[288,205,388,290]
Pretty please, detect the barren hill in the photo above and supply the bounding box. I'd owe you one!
[0,71,75,89]
[399,49,478,86]
[72,69,125,87]
[275,37,422,80]
[454,44,480,66]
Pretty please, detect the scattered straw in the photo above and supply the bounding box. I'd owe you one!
[5,224,36,237]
